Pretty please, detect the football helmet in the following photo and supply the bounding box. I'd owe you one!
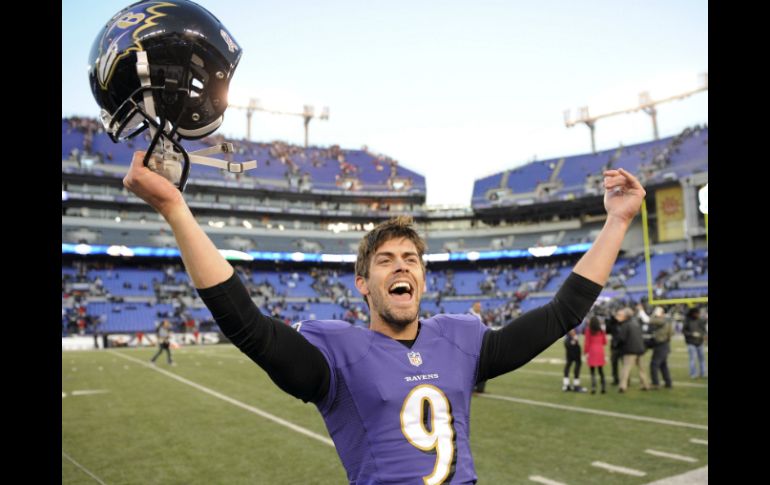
[88,0,256,190]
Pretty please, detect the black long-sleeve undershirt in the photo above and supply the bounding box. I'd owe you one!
[197,274,330,403]
[476,272,602,382]
[197,271,602,404]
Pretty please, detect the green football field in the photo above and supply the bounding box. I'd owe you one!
[62,337,707,484]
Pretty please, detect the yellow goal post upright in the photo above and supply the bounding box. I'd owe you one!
[640,182,708,306]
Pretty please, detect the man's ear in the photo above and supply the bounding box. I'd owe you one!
[355,275,369,297]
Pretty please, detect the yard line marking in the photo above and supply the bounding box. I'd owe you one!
[644,449,697,463]
[110,351,334,447]
[62,451,108,485]
[531,358,565,364]
[480,394,707,430]
[591,461,646,477]
[642,465,707,485]
[71,390,110,396]
[689,438,708,445]
[529,475,568,485]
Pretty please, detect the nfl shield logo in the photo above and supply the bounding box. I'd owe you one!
[407,351,422,367]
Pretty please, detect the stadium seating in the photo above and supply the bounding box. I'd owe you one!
[471,126,708,208]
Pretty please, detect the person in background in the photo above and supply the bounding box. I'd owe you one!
[683,306,708,378]
[605,309,623,386]
[150,320,175,366]
[648,306,674,389]
[583,316,607,394]
[563,328,587,392]
[617,307,650,393]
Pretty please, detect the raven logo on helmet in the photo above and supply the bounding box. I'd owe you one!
[92,2,175,91]
[88,0,257,191]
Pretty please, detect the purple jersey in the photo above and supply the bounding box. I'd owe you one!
[298,314,489,484]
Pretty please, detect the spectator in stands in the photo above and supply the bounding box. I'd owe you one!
[616,307,650,393]
[583,316,607,394]
[683,307,708,378]
[150,320,174,366]
[123,150,644,483]
[562,328,586,392]
[648,307,674,389]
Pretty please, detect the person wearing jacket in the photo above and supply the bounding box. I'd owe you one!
[605,311,623,386]
[583,316,607,394]
[648,307,674,389]
[683,307,708,378]
[616,307,650,393]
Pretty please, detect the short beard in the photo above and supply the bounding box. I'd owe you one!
[378,306,419,330]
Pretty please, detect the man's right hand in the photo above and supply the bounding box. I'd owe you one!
[123,151,186,218]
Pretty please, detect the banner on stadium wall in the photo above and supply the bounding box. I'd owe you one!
[655,186,685,241]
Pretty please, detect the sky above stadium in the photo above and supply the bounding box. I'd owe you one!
[62,0,707,207]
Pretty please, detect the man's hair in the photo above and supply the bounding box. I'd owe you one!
[355,216,426,279]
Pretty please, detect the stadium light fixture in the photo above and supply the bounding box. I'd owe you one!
[229,98,330,147]
[565,72,707,153]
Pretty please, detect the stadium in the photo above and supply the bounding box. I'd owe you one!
[62,2,707,484]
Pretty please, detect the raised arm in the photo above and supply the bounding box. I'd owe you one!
[123,151,330,403]
[123,151,234,288]
[478,168,645,381]
[572,168,646,286]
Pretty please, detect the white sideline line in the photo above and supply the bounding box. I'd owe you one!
[110,351,334,447]
[480,393,707,430]
[71,390,109,396]
[644,449,698,463]
[591,461,646,477]
[529,475,568,485]
[516,368,707,388]
[689,438,708,445]
[62,451,108,485]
